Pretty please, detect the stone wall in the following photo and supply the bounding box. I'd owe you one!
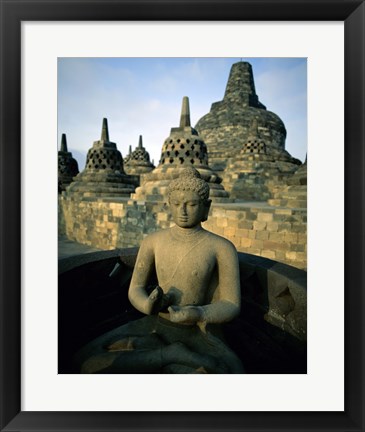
[59,196,307,270]
[203,204,306,270]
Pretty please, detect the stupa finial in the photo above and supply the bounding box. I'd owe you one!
[60,133,68,152]
[179,96,191,128]
[101,118,110,142]
[138,135,143,148]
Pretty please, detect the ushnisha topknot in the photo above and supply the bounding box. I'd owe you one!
[167,167,210,202]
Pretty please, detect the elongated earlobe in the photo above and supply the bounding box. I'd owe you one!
[202,199,212,222]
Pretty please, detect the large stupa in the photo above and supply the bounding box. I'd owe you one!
[195,61,299,174]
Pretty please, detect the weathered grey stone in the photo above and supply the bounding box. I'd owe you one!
[222,118,301,201]
[132,97,230,203]
[195,62,289,173]
[58,133,79,192]
[123,135,155,176]
[268,158,307,208]
[64,118,135,198]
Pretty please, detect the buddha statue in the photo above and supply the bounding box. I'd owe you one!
[75,167,244,373]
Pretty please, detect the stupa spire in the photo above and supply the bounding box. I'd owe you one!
[101,118,110,142]
[138,135,143,148]
[60,133,68,152]
[223,61,265,109]
[179,96,191,128]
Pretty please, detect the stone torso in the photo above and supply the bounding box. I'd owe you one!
[153,226,218,307]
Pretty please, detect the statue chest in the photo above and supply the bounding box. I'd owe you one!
[154,241,216,304]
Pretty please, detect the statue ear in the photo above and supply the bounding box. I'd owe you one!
[201,199,212,222]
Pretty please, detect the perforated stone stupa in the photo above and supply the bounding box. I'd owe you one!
[195,61,293,173]
[132,97,230,202]
[123,135,155,176]
[65,118,135,198]
[222,119,301,201]
[58,133,79,192]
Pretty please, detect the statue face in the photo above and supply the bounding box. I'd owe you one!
[169,190,208,228]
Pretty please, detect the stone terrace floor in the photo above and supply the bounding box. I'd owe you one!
[58,235,103,259]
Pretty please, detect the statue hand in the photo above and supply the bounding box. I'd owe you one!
[168,305,204,324]
[148,286,171,314]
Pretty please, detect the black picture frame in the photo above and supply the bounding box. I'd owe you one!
[1,1,364,431]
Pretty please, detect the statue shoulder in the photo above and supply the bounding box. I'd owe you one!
[204,229,238,254]
[140,227,171,245]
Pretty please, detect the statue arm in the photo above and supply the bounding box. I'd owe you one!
[200,241,241,324]
[128,237,158,315]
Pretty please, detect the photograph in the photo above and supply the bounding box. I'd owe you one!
[58,57,308,375]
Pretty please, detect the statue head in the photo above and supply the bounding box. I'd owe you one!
[167,167,212,227]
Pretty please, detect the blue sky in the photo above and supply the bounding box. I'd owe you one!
[58,57,307,170]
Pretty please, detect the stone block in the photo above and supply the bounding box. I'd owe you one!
[236,228,249,238]
[244,211,257,221]
[267,222,279,232]
[277,222,292,232]
[275,250,287,262]
[269,232,283,242]
[286,251,297,261]
[291,224,307,233]
[261,250,276,259]
[212,208,227,218]
[227,219,239,228]
[238,221,253,230]
[257,212,274,222]
[251,239,264,249]
[226,210,238,218]
[248,230,256,239]
[284,232,298,243]
[296,252,307,261]
[240,237,252,248]
[275,208,293,215]
[217,218,228,228]
[273,214,288,222]
[224,227,236,237]
[298,233,307,244]
[253,221,266,230]
[256,231,269,240]
[290,244,306,252]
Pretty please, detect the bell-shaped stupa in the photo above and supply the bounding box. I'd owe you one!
[132,97,229,202]
[65,118,135,198]
[58,133,79,192]
[123,135,155,175]
[195,61,292,173]
[222,119,301,201]
[123,145,133,165]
